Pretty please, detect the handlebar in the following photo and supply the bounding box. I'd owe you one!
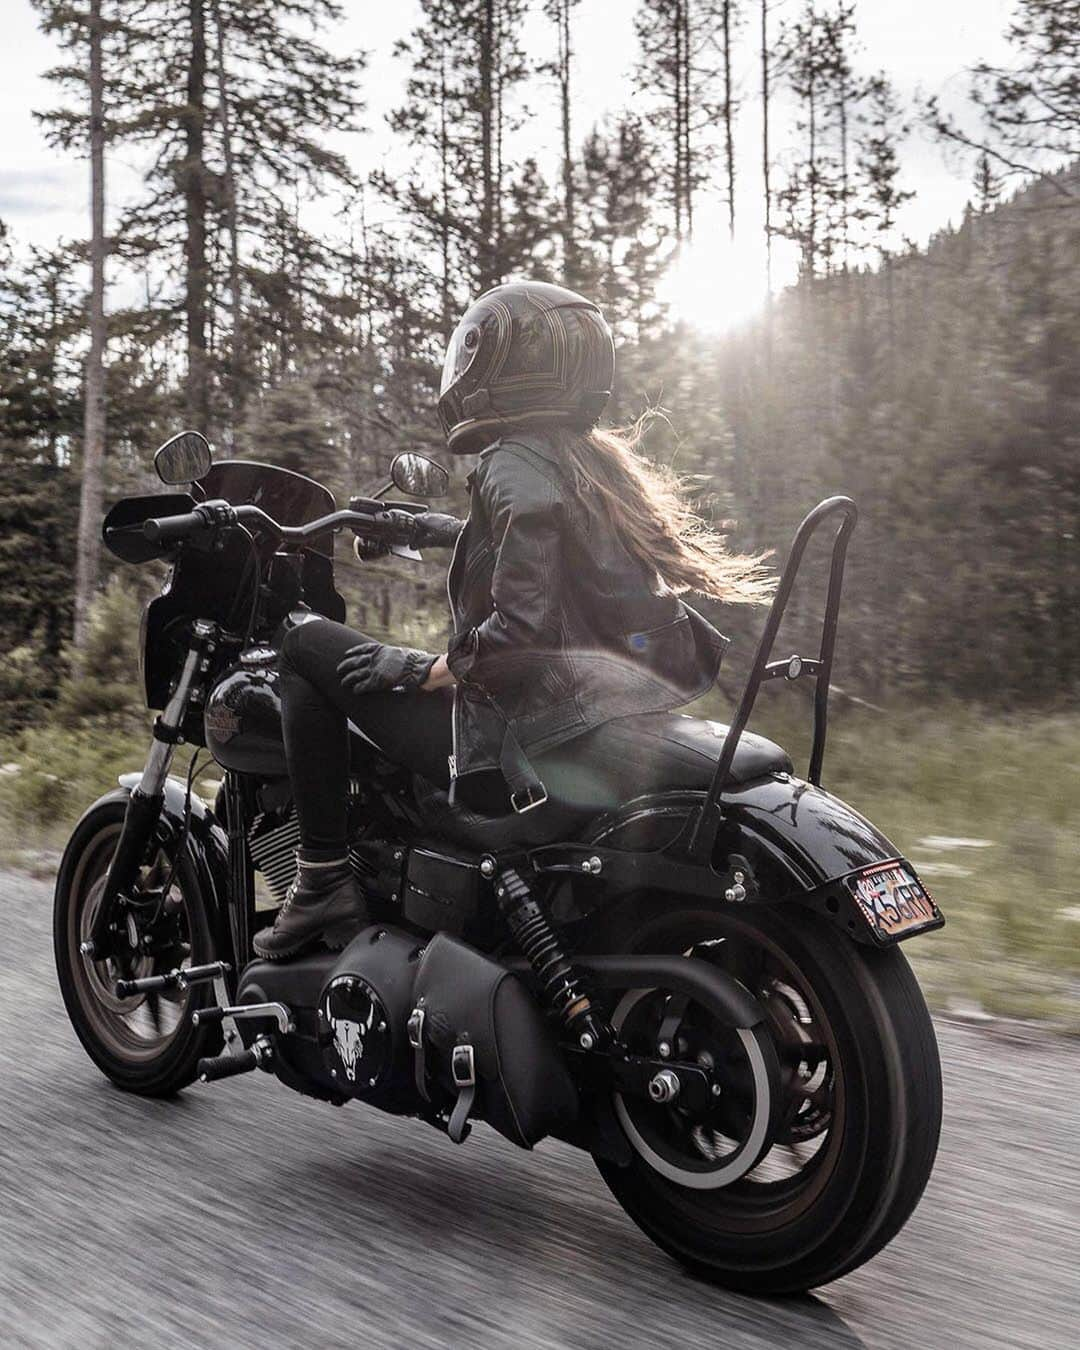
[143,508,213,544]
[138,498,419,550]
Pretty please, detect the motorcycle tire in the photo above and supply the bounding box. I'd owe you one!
[588,896,942,1295]
[54,796,223,1097]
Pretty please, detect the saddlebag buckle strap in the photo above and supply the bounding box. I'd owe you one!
[407,1005,429,1102]
[451,1042,476,1088]
[509,783,549,815]
[448,1042,477,1143]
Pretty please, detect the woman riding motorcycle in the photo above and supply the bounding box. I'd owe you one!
[254,281,771,959]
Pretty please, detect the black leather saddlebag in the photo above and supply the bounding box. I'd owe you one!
[408,933,578,1148]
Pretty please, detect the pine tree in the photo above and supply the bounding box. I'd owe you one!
[379,0,538,327]
[926,0,1080,199]
[86,0,365,437]
[33,0,126,644]
[973,151,1004,214]
[760,0,774,293]
[855,74,913,252]
[635,1,735,242]
[543,0,583,284]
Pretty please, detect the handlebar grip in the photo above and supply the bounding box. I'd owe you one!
[143,509,210,544]
[197,1049,259,1082]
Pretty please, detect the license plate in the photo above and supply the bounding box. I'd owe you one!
[844,862,943,943]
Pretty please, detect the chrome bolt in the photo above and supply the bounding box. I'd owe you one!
[581,856,603,875]
[479,857,496,878]
[579,1031,595,1050]
[711,1083,722,1097]
[725,882,748,903]
[369,1077,377,1087]
[648,1069,681,1104]
[393,850,403,861]
[378,1021,387,1033]
[658,1040,671,1059]
[79,940,95,958]
[734,871,745,884]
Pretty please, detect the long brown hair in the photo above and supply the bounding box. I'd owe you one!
[554,416,774,604]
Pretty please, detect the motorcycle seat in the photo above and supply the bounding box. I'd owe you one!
[414,712,793,851]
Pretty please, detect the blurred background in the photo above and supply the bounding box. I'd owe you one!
[0,0,1077,1030]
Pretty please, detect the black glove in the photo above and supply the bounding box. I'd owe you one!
[410,511,465,549]
[337,640,437,695]
[353,534,390,562]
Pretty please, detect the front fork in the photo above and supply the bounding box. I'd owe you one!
[82,621,217,960]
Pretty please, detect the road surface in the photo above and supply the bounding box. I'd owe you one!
[0,867,1076,1349]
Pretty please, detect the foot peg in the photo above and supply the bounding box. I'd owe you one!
[198,1035,273,1083]
[193,1001,294,1034]
[115,960,230,1000]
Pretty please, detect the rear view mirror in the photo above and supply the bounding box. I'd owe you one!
[389,452,450,499]
[154,430,213,485]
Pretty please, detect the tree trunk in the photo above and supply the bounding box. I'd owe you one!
[438,8,452,336]
[722,0,735,240]
[761,0,772,294]
[555,0,577,282]
[74,0,107,650]
[478,0,496,289]
[679,0,693,239]
[183,0,209,431]
[211,0,242,437]
[672,0,684,240]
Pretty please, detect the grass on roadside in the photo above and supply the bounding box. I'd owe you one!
[2,695,1077,1029]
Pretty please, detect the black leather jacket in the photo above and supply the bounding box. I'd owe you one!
[443,433,729,809]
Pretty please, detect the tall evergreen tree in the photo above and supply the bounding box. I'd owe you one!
[927,0,1080,198]
[543,0,583,284]
[635,1,736,242]
[379,0,542,330]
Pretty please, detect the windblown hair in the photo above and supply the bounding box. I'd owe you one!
[555,416,774,604]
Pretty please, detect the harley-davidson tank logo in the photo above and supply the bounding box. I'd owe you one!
[204,704,242,741]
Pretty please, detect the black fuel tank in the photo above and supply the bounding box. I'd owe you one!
[204,646,287,776]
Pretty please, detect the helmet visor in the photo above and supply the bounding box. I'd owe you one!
[440,320,478,395]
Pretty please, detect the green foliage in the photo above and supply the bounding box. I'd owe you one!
[686,690,1080,1028]
[53,576,149,726]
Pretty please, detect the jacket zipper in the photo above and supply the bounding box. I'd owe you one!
[446,521,467,783]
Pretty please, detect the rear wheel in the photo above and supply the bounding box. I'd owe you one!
[54,797,223,1096]
[590,897,941,1294]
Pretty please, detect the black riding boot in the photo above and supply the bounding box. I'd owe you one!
[252,852,368,960]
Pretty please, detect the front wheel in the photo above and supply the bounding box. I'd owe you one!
[590,898,942,1294]
[54,796,223,1096]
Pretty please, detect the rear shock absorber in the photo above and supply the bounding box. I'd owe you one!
[488,858,610,1050]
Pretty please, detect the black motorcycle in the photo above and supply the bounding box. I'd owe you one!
[55,430,944,1295]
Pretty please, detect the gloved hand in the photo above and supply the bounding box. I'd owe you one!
[337,640,437,695]
[353,534,391,562]
[410,511,465,549]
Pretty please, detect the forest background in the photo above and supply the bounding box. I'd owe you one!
[1,0,1078,1024]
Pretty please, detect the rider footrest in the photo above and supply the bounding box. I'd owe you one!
[115,960,230,1000]
[198,1036,273,1083]
[192,1001,294,1033]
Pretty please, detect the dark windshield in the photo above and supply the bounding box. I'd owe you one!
[198,460,336,557]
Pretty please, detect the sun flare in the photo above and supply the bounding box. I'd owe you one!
[657,232,772,335]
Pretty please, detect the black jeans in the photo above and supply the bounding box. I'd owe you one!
[279,619,454,853]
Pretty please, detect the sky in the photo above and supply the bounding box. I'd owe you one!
[0,0,1017,330]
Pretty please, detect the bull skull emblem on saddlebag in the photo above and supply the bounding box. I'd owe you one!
[329,999,375,1082]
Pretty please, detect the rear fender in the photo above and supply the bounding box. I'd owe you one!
[538,778,942,947]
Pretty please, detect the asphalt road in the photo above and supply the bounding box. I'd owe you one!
[1,867,1077,1350]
